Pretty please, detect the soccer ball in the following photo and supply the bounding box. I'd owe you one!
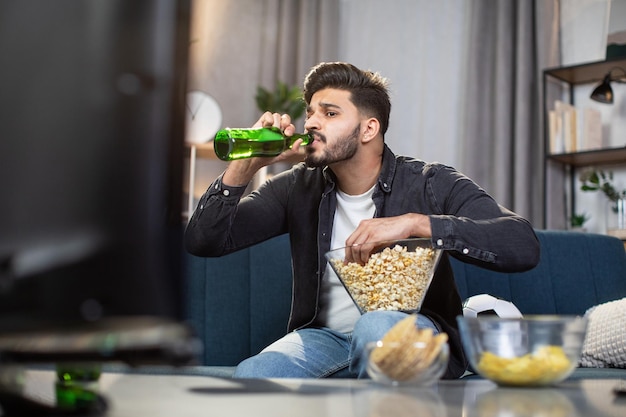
[462,294,523,318]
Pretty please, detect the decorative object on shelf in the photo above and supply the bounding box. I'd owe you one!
[590,67,626,104]
[606,16,626,59]
[611,198,626,239]
[184,91,222,220]
[579,168,626,238]
[255,81,306,120]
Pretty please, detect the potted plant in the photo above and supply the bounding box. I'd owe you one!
[253,81,307,176]
[255,81,306,120]
[579,168,626,236]
[579,168,626,204]
[569,212,589,231]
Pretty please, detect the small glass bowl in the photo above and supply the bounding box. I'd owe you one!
[457,315,588,387]
[365,340,449,386]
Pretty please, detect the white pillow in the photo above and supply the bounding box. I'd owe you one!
[579,297,626,368]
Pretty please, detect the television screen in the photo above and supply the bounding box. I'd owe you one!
[0,0,196,365]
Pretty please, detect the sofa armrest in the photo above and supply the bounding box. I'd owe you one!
[183,235,292,366]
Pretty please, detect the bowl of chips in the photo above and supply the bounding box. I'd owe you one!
[457,315,588,387]
[365,315,449,386]
[325,238,442,314]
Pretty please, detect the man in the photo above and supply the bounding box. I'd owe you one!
[185,62,540,379]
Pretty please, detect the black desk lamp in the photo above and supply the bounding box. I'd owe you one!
[590,67,626,104]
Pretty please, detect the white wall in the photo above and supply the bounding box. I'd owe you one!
[337,0,468,168]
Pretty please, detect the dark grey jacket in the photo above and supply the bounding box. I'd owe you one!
[185,144,540,378]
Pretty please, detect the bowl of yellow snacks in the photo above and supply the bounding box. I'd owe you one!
[365,315,449,386]
[325,238,442,314]
[457,315,588,387]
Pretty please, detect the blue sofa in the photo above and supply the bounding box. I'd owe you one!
[183,229,626,378]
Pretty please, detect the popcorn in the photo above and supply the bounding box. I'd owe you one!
[330,244,437,312]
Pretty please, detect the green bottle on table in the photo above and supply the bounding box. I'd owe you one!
[213,126,311,161]
[55,363,102,411]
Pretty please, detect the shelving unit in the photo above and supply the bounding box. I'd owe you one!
[542,57,626,229]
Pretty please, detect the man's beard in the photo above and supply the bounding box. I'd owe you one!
[304,124,360,168]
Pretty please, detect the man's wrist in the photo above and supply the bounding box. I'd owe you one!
[411,213,432,238]
[223,160,263,187]
[209,175,248,199]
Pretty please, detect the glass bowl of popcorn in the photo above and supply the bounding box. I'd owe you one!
[457,315,588,387]
[325,238,443,314]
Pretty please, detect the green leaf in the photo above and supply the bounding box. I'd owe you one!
[255,87,270,111]
[579,168,625,203]
[254,81,305,120]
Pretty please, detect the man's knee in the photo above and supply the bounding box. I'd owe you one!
[353,311,438,342]
[233,352,290,378]
[353,311,408,339]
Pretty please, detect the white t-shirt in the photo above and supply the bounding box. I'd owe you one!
[318,185,376,333]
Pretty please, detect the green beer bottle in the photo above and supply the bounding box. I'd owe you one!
[55,363,102,410]
[213,126,311,161]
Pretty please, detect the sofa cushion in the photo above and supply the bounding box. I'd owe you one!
[580,297,626,368]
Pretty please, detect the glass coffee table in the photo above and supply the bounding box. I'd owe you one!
[4,368,625,417]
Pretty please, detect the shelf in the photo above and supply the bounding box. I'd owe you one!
[544,57,626,85]
[547,146,626,167]
[187,142,219,160]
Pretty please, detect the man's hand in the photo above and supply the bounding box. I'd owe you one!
[222,112,305,187]
[343,213,432,264]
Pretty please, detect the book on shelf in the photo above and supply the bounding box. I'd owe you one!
[579,107,602,151]
[548,109,563,154]
[548,100,602,154]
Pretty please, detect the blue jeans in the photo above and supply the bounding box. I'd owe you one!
[233,311,439,378]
